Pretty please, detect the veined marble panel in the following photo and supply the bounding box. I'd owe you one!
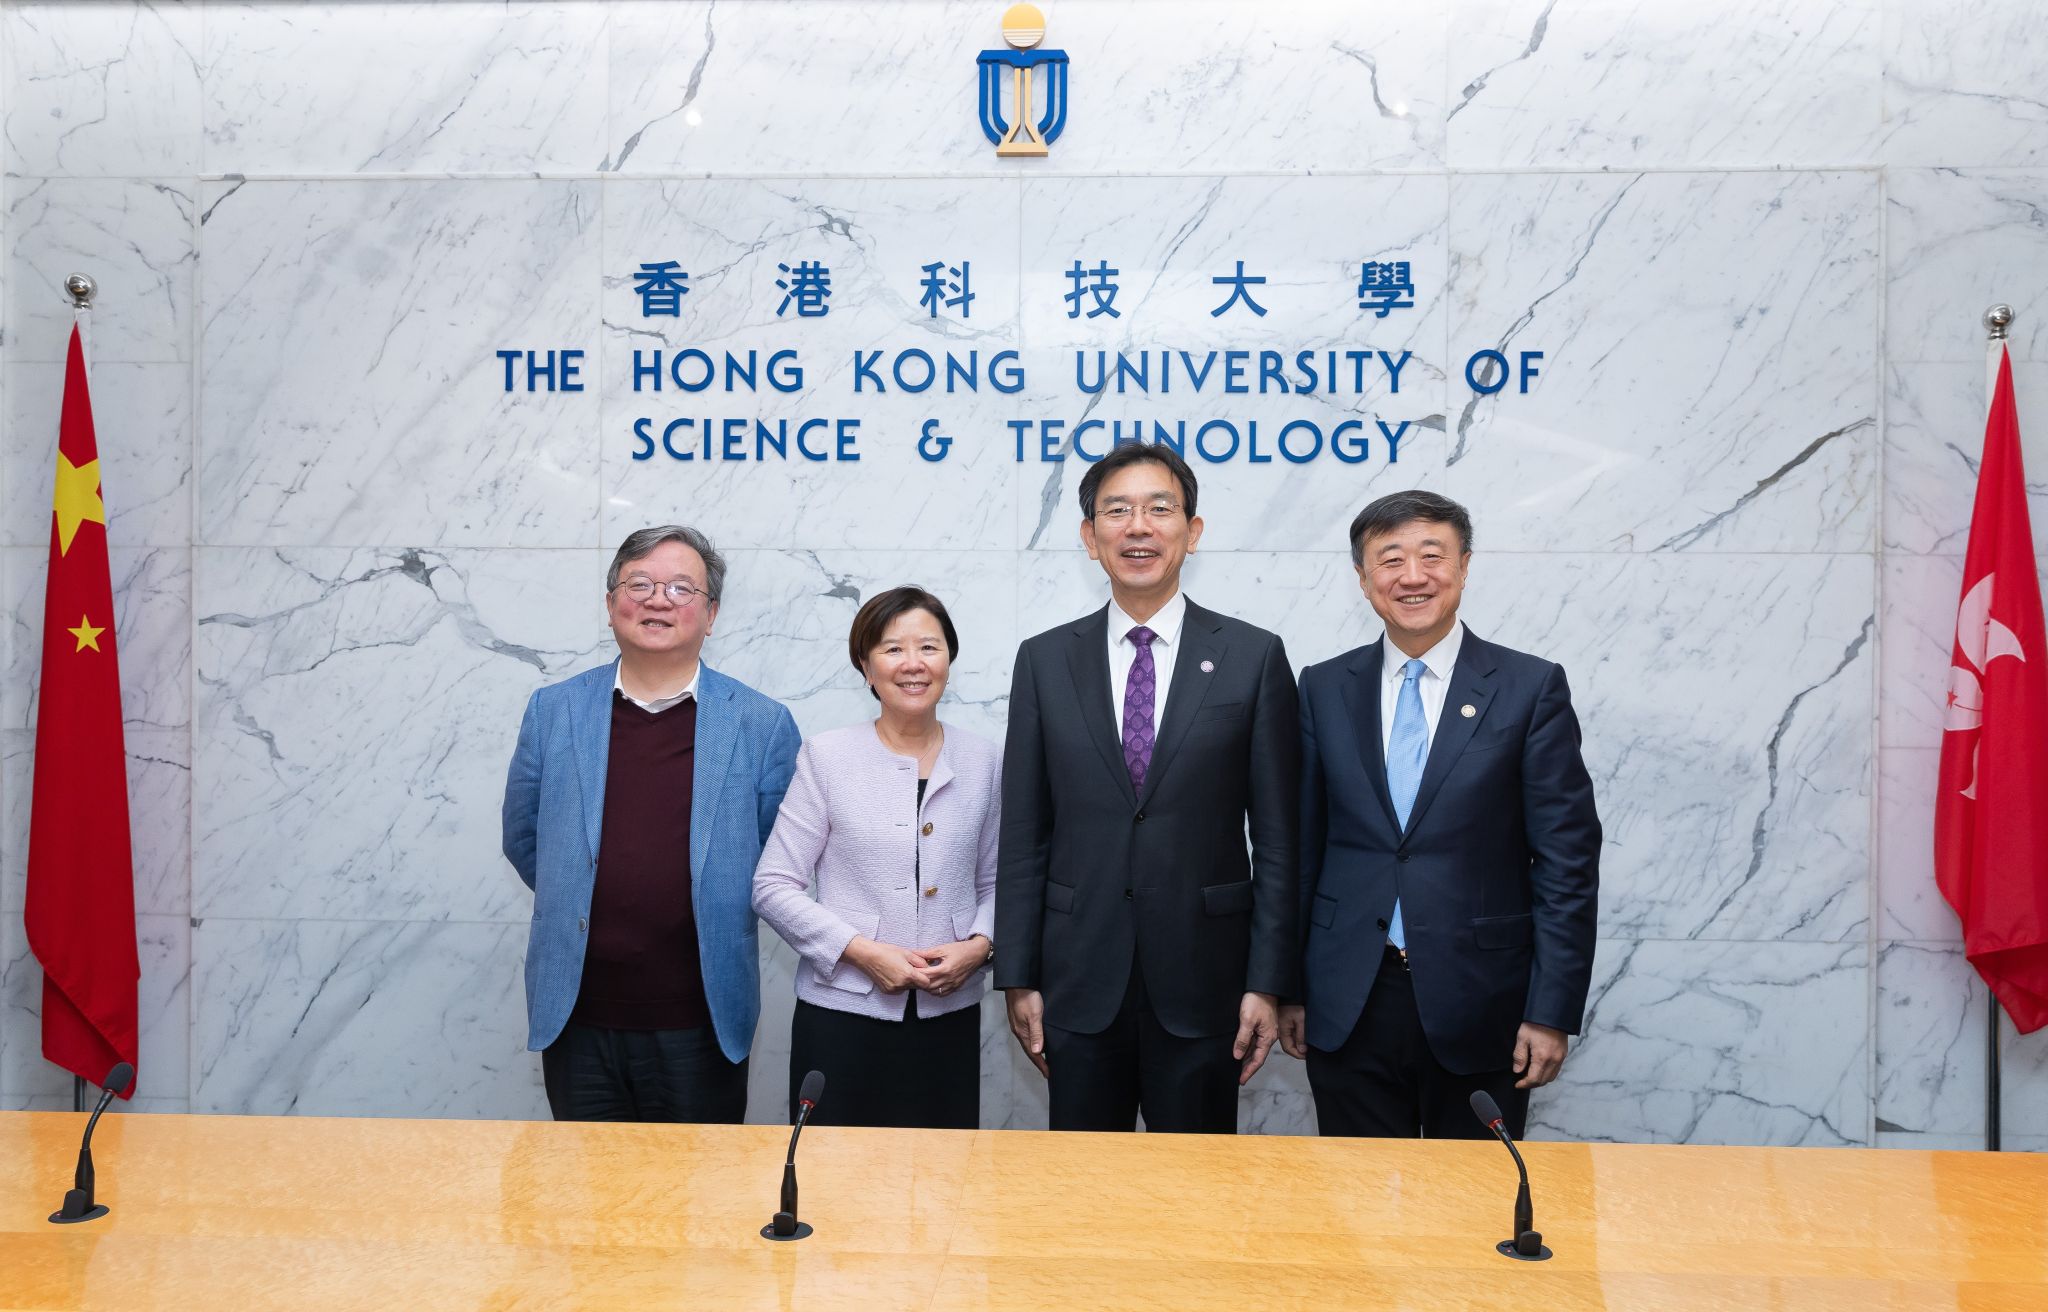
[196,179,603,548]
[190,917,541,1117]
[0,911,189,1103]
[1876,940,1987,1139]
[1887,169,2048,365]
[1020,548,1873,943]
[200,1,608,174]
[703,548,1019,747]
[192,547,607,922]
[1530,939,1869,1146]
[1875,941,2048,1146]
[3,360,192,548]
[1877,747,1956,942]
[1885,360,2048,555]
[1443,170,1879,554]
[4,178,194,365]
[1014,174,1449,553]
[598,178,1021,551]
[1445,0,1881,170]
[1,727,190,918]
[1884,0,2048,168]
[0,543,191,732]
[2,0,204,177]
[607,0,1445,176]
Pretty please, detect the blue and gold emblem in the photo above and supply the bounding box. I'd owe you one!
[976,4,1070,157]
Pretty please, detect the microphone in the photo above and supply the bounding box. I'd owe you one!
[1469,1090,1551,1261]
[49,1062,135,1225]
[762,1070,826,1241]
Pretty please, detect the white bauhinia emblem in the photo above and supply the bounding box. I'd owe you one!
[1945,574,2028,798]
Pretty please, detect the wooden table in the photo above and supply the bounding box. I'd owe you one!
[3,1112,2045,1309]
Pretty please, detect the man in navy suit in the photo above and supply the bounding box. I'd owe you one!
[503,525,800,1122]
[1279,491,1599,1138]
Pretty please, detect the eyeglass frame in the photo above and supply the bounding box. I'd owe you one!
[609,577,711,605]
[1092,498,1186,526]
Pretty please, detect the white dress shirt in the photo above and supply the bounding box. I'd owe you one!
[1379,621,1465,755]
[614,661,699,714]
[1107,590,1187,735]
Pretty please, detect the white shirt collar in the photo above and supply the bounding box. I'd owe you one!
[614,661,699,713]
[1382,620,1465,682]
[1109,590,1187,648]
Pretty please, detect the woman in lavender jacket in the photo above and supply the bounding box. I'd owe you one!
[752,586,1000,1128]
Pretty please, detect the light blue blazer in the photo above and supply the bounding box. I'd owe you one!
[502,659,801,1063]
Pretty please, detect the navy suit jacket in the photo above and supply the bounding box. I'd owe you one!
[1297,629,1600,1074]
[502,660,800,1062]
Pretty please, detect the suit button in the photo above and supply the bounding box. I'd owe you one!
[921,822,933,836]
[1123,889,1134,900]
[578,917,588,933]
[1397,853,1410,863]
[1134,812,1146,823]
[1376,918,1388,931]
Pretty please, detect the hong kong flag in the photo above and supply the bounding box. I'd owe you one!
[23,321,139,1091]
[1936,346,2048,1034]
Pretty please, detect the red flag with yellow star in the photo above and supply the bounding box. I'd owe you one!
[24,321,138,1092]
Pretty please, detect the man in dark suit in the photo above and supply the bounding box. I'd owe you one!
[1279,491,1599,1138]
[996,442,1300,1133]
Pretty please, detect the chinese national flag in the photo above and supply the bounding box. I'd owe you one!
[1935,346,2048,1034]
[23,323,139,1091]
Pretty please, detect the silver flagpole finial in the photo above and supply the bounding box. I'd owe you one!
[1984,303,2014,340]
[64,273,96,308]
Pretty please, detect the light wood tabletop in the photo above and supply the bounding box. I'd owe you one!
[2,1111,2045,1310]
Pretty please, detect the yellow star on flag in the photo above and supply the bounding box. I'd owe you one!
[53,453,106,556]
[67,614,105,652]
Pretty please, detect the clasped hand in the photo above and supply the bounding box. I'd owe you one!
[843,935,989,996]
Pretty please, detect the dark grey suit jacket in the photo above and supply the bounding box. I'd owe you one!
[1297,630,1601,1073]
[994,599,1301,1038]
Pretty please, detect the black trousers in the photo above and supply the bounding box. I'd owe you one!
[789,994,980,1129]
[1307,946,1530,1139]
[1044,961,1238,1134]
[541,1020,749,1123]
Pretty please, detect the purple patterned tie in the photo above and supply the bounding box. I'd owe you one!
[1122,625,1158,792]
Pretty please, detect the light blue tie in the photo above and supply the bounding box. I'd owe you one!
[1385,657,1428,950]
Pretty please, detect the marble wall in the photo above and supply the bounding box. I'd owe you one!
[0,0,2043,1149]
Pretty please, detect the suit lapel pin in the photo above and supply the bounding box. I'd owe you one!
[1200,660,1214,673]
[1460,704,1476,717]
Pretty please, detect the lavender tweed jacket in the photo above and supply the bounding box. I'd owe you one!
[752,721,1001,1021]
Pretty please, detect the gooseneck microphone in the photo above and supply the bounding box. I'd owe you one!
[49,1061,135,1225]
[762,1070,826,1241]
[1468,1090,1551,1261]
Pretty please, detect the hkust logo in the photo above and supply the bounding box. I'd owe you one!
[977,4,1070,157]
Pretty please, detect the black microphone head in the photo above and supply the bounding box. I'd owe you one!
[799,1070,825,1107]
[102,1063,135,1096]
[1469,1089,1503,1126]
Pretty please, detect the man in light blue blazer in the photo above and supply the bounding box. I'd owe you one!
[503,526,800,1122]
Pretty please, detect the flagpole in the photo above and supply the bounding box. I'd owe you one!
[1980,301,2013,1153]
[62,271,97,1117]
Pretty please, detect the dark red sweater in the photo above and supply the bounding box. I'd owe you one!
[569,693,709,1031]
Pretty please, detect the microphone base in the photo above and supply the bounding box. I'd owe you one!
[760,1220,813,1242]
[49,1204,109,1225]
[1496,1238,1552,1262]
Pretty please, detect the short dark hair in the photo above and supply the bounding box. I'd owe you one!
[848,586,960,699]
[1077,441,1199,520]
[1347,491,1474,567]
[608,525,727,601]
